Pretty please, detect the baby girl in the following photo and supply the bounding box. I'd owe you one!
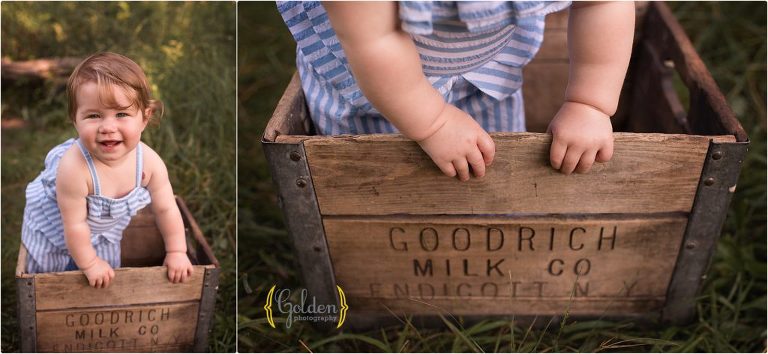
[21,52,194,288]
[279,1,635,179]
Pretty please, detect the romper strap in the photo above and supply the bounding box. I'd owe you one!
[75,139,101,196]
[135,143,143,188]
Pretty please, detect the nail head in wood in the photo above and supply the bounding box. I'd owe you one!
[712,151,723,160]
[296,178,307,188]
[290,151,302,161]
[704,177,715,186]
[685,241,696,249]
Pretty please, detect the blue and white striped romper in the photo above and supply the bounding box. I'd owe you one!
[21,138,152,273]
[278,1,571,135]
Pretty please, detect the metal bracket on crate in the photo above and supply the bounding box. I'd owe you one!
[662,140,749,324]
[17,277,37,352]
[194,267,220,352]
[262,141,340,330]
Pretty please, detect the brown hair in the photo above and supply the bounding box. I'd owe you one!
[66,52,163,123]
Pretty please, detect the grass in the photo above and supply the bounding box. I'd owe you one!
[237,2,766,352]
[1,2,236,352]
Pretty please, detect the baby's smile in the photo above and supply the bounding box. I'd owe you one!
[97,140,123,151]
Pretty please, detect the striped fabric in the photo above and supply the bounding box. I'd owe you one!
[278,1,570,135]
[21,138,151,273]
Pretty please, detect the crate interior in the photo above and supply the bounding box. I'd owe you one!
[15,197,216,274]
[120,200,213,268]
[264,3,746,143]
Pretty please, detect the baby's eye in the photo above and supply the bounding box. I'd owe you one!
[85,114,100,119]
[116,112,129,118]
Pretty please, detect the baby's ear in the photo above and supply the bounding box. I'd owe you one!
[143,107,153,120]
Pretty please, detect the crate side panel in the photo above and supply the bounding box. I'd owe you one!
[34,266,205,311]
[523,62,569,133]
[642,3,747,141]
[523,9,568,133]
[17,276,37,352]
[324,216,685,316]
[663,141,749,324]
[306,133,716,215]
[262,141,340,324]
[121,208,166,267]
[36,302,198,353]
[193,267,220,352]
[263,72,311,142]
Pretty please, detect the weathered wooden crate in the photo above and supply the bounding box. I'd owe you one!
[261,2,748,328]
[16,197,220,352]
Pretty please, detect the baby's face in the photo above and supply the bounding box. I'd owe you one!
[74,81,149,165]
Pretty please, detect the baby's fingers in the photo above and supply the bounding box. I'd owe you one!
[453,159,470,182]
[549,138,567,170]
[596,141,614,163]
[436,162,457,178]
[168,269,177,283]
[180,267,193,283]
[477,133,495,166]
[575,150,597,174]
[560,147,582,175]
[467,149,486,178]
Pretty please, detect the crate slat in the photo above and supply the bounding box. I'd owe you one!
[35,302,199,353]
[304,133,734,216]
[324,216,685,315]
[34,266,206,311]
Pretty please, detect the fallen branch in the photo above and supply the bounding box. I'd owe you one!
[2,57,82,82]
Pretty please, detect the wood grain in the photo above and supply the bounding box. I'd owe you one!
[263,72,311,142]
[34,266,211,311]
[36,302,198,353]
[304,132,733,216]
[324,216,686,315]
[640,3,747,141]
[522,62,569,133]
[121,208,166,268]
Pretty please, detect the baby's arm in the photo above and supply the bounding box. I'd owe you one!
[143,145,194,283]
[323,2,495,181]
[547,2,635,174]
[57,149,115,288]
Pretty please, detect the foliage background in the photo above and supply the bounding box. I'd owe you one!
[1,2,236,352]
[238,1,766,352]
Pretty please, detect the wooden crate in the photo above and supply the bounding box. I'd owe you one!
[261,2,748,328]
[16,197,220,352]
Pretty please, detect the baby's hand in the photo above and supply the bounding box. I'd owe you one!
[81,257,115,288]
[164,251,194,283]
[416,104,495,181]
[547,101,614,174]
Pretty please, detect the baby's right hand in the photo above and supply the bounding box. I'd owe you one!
[416,104,495,181]
[81,257,115,288]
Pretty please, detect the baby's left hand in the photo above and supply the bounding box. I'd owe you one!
[163,251,194,283]
[547,101,614,175]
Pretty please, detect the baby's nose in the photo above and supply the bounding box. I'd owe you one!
[99,118,118,133]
